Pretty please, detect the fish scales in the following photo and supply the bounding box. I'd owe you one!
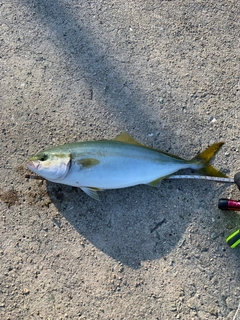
[27,133,227,200]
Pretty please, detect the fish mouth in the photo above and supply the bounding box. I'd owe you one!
[27,161,39,170]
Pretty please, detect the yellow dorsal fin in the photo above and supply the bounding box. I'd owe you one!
[113,132,146,147]
[113,132,184,160]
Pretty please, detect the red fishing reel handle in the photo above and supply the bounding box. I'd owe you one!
[218,199,240,211]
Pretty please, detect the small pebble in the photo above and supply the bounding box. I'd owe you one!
[22,288,30,295]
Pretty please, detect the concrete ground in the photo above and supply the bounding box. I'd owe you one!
[1,0,240,319]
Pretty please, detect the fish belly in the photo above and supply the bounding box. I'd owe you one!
[60,155,191,189]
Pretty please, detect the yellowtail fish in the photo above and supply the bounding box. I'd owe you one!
[27,133,227,200]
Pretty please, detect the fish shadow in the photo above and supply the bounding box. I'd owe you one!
[46,178,217,268]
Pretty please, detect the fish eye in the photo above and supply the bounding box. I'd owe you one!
[39,154,48,162]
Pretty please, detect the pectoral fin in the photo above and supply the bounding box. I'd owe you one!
[77,158,100,168]
[81,187,101,200]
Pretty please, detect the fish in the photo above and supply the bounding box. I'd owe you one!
[27,132,227,200]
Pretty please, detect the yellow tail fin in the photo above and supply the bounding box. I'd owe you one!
[193,142,227,177]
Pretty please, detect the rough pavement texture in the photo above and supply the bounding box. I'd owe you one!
[1,0,240,319]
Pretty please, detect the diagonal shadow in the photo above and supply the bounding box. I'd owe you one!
[20,0,186,268]
[21,1,237,268]
[23,0,159,126]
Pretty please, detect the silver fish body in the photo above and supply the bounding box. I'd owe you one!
[27,133,226,199]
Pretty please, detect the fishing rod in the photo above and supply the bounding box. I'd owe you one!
[167,172,240,248]
[212,172,240,249]
[168,172,240,189]
[168,172,240,248]
[167,175,234,183]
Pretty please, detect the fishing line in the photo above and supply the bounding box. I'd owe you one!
[25,174,46,180]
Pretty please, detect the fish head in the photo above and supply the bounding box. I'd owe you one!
[27,151,71,181]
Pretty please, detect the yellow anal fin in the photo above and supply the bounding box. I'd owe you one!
[77,158,100,168]
[147,177,166,187]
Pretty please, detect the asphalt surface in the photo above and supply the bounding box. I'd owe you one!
[1,1,240,319]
